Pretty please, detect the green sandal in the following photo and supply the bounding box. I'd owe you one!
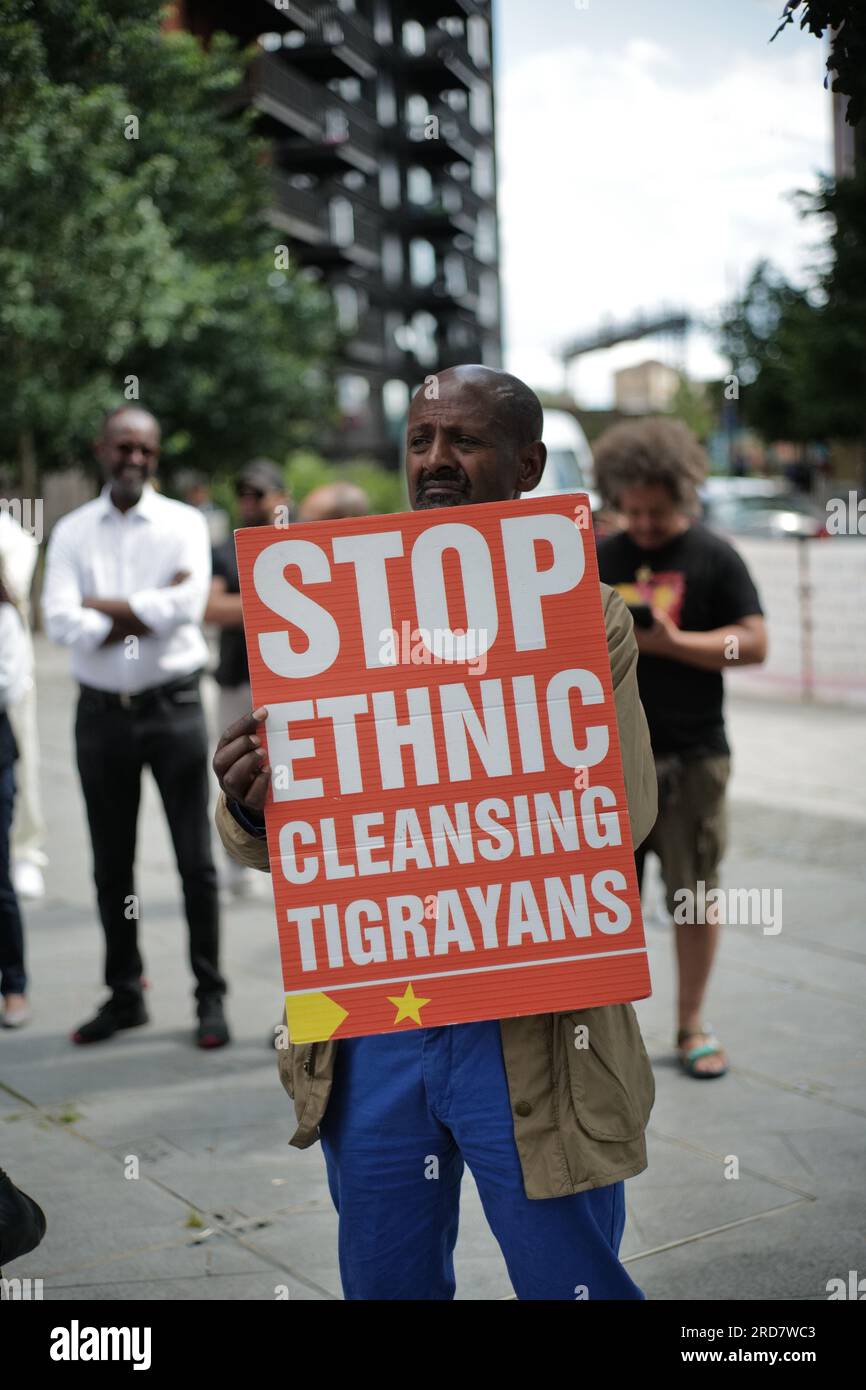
[676,1025,729,1080]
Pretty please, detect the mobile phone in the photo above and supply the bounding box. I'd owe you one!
[627,603,654,630]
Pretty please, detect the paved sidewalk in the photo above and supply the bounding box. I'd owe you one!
[1,639,863,1300]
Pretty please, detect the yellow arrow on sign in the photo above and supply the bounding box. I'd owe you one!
[285,992,349,1043]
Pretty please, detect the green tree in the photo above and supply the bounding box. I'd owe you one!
[772,2,866,126]
[0,0,337,490]
[794,174,866,443]
[720,174,866,465]
[667,378,715,443]
[284,451,407,515]
[719,262,818,443]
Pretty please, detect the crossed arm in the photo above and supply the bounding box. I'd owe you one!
[42,511,210,651]
[82,572,190,645]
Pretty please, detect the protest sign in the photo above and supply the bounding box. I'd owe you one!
[235,493,649,1042]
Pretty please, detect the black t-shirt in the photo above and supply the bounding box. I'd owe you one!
[211,537,249,689]
[596,524,763,759]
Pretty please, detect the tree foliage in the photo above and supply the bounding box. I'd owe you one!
[667,378,715,443]
[284,451,407,515]
[0,0,338,485]
[771,1,866,126]
[720,173,866,449]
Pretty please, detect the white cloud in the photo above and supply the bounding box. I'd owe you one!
[496,37,831,403]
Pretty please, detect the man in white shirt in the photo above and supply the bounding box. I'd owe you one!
[0,512,45,900]
[0,572,32,1028]
[42,406,229,1048]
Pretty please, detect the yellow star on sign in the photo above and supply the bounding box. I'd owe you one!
[387,983,431,1026]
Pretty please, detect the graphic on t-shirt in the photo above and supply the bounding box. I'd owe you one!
[614,567,686,625]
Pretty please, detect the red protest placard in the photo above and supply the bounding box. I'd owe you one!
[235,493,650,1043]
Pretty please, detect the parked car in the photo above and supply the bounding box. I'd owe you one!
[700,477,829,539]
[534,409,600,511]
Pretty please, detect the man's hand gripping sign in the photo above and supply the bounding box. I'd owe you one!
[234,494,649,1042]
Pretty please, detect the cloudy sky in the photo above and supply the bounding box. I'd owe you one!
[494,0,832,404]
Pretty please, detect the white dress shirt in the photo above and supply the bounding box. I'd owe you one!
[0,512,38,705]
[0,603,31,709]
[42,483,211,693]
[0,512,38,607]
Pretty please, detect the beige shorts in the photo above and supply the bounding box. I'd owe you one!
[641,755,731,916]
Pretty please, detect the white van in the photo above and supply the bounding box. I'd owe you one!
[535,408,599,508]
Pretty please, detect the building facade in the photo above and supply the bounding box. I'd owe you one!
[170,0,503,467]
[613,359,682,416]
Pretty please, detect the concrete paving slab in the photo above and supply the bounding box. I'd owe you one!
[632,1195,863,1302]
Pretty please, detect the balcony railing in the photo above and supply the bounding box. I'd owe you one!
[374,271,478,315]
[246,52,379,174]
[280,6,379,81]
[396,181,491,236]
[245,52,325,140]
[269,176,323,239]
[268,171,381,268]
[392,30,488,96]
[341,308,386,366]
[397,0,488,22]
[398,102,488,167]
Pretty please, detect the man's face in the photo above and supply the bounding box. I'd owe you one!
[405,384,544,510]
[237,486,286,527]
[96,414,160,507]
[618,483,689,550]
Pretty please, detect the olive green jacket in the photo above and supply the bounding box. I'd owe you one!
[215,584,658,1199]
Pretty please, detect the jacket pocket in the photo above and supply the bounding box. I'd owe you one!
[562,1003,655,1142]
[276,1041,321,1118]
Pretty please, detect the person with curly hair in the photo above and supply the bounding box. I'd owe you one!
[594,418,767,1080]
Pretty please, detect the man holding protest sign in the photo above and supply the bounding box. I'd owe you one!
[212,366,658,1300]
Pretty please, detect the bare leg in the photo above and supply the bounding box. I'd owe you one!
[674,905,727,1075]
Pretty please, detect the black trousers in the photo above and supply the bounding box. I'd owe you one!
[74,674,225,1004]
[634,845,647,894]
[0,761,25,996]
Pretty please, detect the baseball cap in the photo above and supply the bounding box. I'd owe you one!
[235,458,285,495]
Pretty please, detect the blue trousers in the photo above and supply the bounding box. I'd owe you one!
[318,1018,645,1300]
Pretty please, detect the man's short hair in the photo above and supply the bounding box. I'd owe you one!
[592,417,708,515]
[99,405,160,440]
[486,372,543,447]
[411,366,543,448]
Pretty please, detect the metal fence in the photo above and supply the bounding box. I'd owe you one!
[729,535,866,707]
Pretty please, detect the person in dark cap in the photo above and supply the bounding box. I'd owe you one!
[206,460,291,896]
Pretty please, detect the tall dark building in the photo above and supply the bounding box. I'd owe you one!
[171,0,503,467]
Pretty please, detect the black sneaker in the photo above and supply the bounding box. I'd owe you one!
[72,995,148,1045]
[196,995,230,1049]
